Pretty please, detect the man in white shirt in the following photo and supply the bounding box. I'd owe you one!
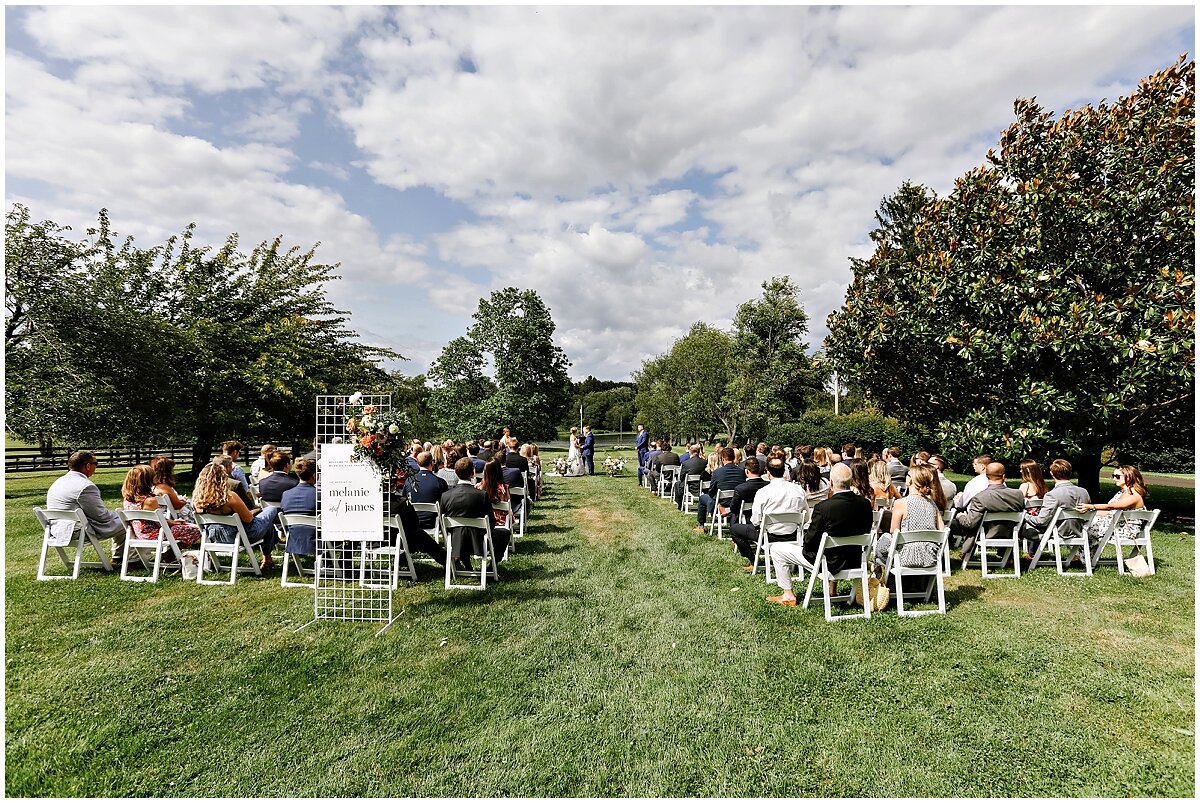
[728,457,808,569]
[953,453,992,509]
[45,450,126,564]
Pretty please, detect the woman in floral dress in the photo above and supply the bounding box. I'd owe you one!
[121,464,201,546]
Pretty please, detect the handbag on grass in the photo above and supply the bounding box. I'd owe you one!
[1124,554,1153,577]
[854,564,891,612]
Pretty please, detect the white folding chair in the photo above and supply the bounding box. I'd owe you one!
[882,528,949,617]
[657,465,680,500]
[411,501,443,544]
[443,515,499,590]
[359,515,418,589]
[509,486,528,540]
[799,531,875,622]
[1045,508,1099,576]
[194,512,265,585]
[1106,509,1160,575]
[1025,507,1092,572]
[960,511,1025,578]
[870,509,885,535]
[277,512,317,589]
[752,511,805,583]
[117,508,185,583]
[681,476,707,515]
[34,507,114,580]
[707,489,738,539]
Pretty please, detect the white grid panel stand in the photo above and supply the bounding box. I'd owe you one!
[309,394,397,633]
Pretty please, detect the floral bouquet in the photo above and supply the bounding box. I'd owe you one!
[604,457,625,477]
[343,392,411,480]
[553,457,569,476]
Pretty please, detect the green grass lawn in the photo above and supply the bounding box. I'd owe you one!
[5,461,1195,796]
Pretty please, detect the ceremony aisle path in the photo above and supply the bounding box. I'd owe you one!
[4,465,1196,796]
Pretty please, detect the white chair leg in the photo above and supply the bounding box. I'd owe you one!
[895,572,906,617]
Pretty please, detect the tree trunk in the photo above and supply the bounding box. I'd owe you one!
[1073,446,1105,504]
[191,431,217,479]
[37,433,53,458]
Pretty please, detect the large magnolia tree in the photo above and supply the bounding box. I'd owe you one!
[826,58,1195,498]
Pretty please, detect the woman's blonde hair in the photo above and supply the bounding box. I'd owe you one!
[192,463,230,512]
[813,446,829,466]
[868,458,891,492]
[908,464,947,510]
[121,464,155,503]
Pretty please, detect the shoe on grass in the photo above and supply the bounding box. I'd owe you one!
[766,594,797,607]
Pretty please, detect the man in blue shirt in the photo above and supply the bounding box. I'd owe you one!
[694,447,745,532]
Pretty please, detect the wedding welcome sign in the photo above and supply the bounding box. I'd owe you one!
[320,443,384,542]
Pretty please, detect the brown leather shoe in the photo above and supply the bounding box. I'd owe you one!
[742,565,755,572]
[767,594,797,606]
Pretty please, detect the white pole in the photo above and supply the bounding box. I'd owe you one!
[833,370,840,416]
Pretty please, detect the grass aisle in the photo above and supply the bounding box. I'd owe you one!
[5,467,1195,796]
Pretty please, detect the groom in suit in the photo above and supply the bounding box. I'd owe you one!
[635,424,649,471]
[582,425,596,475]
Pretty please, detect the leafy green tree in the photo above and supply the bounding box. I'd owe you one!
[5,205,395,472]
[826,58,1195,497]
[427,288,571,441]
[634,322,735,443]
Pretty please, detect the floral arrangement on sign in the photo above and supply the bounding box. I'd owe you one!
[553,457,569,476]
[343,391,411,480]
[604,457,625,477]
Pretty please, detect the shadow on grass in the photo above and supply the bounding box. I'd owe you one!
[513,540,576,556]
[946,583,985,609]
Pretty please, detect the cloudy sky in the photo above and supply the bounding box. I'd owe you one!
[5,5,1193,380]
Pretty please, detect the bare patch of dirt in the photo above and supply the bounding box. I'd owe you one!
[572,506,638,544]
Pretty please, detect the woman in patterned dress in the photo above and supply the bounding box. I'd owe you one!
[875,465,946,569]
[121,464,201,546]
[1079,465,1149,548]
[476,459,511,528]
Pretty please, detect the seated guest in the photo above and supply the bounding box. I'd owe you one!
[476,459,512,529]
[950,461,1024,558]
[885,447,907,487]
[1018,459,1048,512]
[728,457,769,524]
[520,443,540,500]
[1078,465,1148,550]
[478,440,495,462]
[814,447,833,481]
[928,455,959,510]
[505,443,530,480]
[121,464,201,546]
[403,452,449,529]
[953,454,992,509]
[796,461,831,508]
[435,448,460,487]
[280,457,319,558]
[1022,458,1090,555]
[674,444,709,509]
[639,440,661,485]
[212,454,255,510]
[257,451,299,503]
[868,458,902,531]
[840,443,857,468]
[468,442,486,475]
[221,440,250,492]
[150,455,194,521]
[848,458,872,499]
[729,457,807,569]
[46,450,128,563]
[651,442,681,494]
[250,443,274,481]
[797,444,814,464]
[875,465,945,569]
[768,463,873,606]
[193,462,280,569]
[441,457,511,569]
[693,447,744,531]
[384,468,453,568]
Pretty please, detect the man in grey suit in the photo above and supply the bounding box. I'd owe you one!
[885,447,908,487]
[950,461,1025,559]
[45,450,127,563]
[1022,458,1091,554]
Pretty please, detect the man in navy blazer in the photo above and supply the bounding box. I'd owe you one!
[635,424,649,472]
[403,452,449,529]
[581,425,596,475]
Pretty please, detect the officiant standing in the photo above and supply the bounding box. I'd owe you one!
[635,424,649,472]
[582,425,596,476]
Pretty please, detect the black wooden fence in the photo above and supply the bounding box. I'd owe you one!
[4,444,200,474]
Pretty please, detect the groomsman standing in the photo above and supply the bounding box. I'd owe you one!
[582,425,596,475]
[635,424,649,472]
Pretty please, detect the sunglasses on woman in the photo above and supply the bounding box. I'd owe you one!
[1112,473,1123,480]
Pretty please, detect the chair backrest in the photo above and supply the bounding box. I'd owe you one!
[411,501,440,516]
[1024,497,1042,510]
[1117,508,1159,536]
[715,488,736,502]
[195,512,253,544]
[662,465,680,478]
[760,511,805,533]
[34,507,89,538]
[278,512,318,534]
[117,507,173,538]
[892,528,947,549]
[822,531,874,550]
[491,500,512,514]
[443,515,492,534]
[978,510,1023,536]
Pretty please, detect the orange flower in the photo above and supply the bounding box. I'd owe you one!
[363,404,377,415]
[346,417,358,432]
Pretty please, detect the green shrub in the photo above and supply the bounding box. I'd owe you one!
[765,409,924,457]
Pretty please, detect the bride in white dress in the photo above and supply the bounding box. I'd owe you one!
[567,427,585,476]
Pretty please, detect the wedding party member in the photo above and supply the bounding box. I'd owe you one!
[582,425,596,475]
[150,455,193,520]
[567,428,585,477]
[1022,459,1090,553]
[635,424,650,469]
[949,462,1024,557]
[728,457,769,524]
[403,452,449,529]
[769,463,873,606]
[875,465,945,569]
[280,458,319,557]
[257,451,299,503]
[120,464,201,546]
[250,444,274,481]
[441,457,510,569]
[221,440,250,492]
[1078,465,1149,549]
[46,450,127,561]
[193,462,280,569]
[729,458,807,568]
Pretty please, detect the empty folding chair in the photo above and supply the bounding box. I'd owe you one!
[277,512,318,589]
[798,530,875,622]
[960,511,1025,578]
[752,511,806,584]
[194,512,265,585]
[1106,509,1160,575]
[707,489,738,540]
[34,507,113,580]
[882,528,950,617]
[443,515,499,591]
[359,515,418,589]
[117,508,185,583]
